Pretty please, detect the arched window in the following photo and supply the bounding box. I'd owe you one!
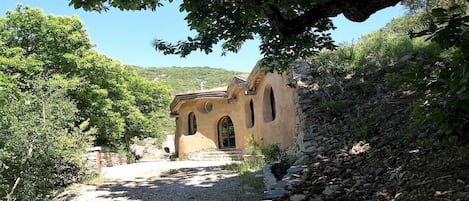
[245,99,255,128]
[188,112,197,135]
[250,99,255,126]
[263,85,276,122]
[270,87,276,120]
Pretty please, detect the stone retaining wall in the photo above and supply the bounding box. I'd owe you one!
[84,147,129,176]
[84,147,101,176]
[285,59,315,154]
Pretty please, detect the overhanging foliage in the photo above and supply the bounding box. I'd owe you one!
[68,0,408,71]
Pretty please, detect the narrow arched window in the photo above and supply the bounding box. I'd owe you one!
[188,112,197,135]
[250,99,255,126]
[263,85,276,122]
[270,88,276,120]
[245,99,255,128]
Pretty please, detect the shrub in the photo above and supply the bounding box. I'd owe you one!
[0,76,94,200]
[404,4,469,143]
[261,144,281,163]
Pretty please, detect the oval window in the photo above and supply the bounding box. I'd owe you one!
[204,101,213,113]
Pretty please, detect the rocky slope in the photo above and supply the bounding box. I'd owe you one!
[270,61,469,201]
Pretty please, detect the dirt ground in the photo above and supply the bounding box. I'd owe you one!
[54,160,263,201]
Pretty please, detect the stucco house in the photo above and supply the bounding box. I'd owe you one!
[169,64,302,159]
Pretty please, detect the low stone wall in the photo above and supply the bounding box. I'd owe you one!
[84,147,102,176]
[84,147,129,176]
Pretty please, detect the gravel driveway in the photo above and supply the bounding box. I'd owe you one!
[54,160,263,201]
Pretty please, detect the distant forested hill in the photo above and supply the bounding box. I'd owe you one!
[134,66,248,94]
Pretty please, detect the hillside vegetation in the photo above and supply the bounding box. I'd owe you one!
[134,66,247,94]
[279,3,469,200]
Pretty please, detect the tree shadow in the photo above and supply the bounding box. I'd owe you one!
[93,166,262,201]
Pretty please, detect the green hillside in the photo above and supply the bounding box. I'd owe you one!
[134,66,248,94]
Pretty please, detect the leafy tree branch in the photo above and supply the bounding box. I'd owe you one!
[68,0,408,71]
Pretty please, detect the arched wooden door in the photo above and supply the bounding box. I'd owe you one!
[218,116,236,149]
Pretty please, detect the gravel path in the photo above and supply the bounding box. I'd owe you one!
[54,160,263,201]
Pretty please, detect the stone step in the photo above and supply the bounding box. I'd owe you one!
[190,154,244,160]
[187,149,245,161]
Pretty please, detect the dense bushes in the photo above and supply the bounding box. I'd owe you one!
[0,6,172,200]
[0,76,95,200]
[404,4,468,143]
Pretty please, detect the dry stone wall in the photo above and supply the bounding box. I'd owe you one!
[286,59,316,154]
[83,147,101,176]
[83,147,129,176]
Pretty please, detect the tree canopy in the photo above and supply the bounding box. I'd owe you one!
[68,0,411,71]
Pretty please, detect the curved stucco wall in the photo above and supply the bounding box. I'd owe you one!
[248,73,296,149]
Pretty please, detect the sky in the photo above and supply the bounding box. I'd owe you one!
[0,1,405,72]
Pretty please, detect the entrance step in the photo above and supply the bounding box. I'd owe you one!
[187,149,245,161]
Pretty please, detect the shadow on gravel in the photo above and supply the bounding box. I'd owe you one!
[94,166,262,201]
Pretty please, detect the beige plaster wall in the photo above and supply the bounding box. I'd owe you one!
[174,72,296,158]
[244,73,296,149]
[175,98,236,158]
